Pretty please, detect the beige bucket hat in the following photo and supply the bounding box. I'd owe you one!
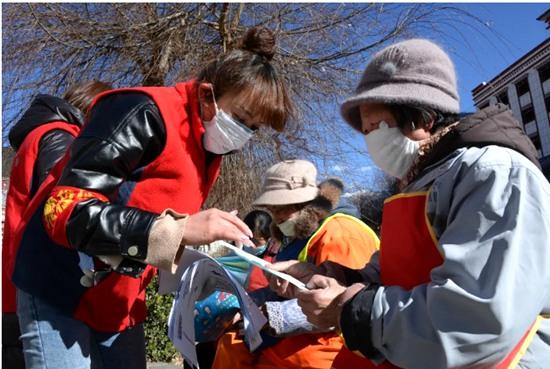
[253,159,318,206]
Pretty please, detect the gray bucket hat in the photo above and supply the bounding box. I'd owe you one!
[253,159,318,206]
[341,39,460,131]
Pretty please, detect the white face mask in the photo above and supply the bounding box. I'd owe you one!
[278,218,297,238]
[202,93,254,155]
[364,121,420,179]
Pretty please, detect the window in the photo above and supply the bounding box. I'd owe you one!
[497,91,509,107]
[478,102,489,110]
[530,134,542,157]
[521,104,536,124]
[516,78,532,108]
[539,62,550,84]
[516,78,530,96]
[539,62,550,123]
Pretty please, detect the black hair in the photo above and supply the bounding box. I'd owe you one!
[63,80,112,115]
[243,210,272,241]
[318,178,344,192]
[388,104,460,133]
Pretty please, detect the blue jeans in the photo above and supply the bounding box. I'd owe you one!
[17,289,146,369]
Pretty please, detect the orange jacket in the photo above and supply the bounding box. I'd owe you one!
[299,213,379,267]
[213,213,379,369]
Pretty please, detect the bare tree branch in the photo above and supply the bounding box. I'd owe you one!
[2,3,489,216]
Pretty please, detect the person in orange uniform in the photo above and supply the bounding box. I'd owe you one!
[213,159,379,369]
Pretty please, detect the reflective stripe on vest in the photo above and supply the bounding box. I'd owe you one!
[376,191,540,368]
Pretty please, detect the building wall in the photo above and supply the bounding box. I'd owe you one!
[472,39,550,179]
[477,62,550,157]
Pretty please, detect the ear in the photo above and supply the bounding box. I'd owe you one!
[422,118,435,133]
[198,83,214,102]
[198,83,215,121]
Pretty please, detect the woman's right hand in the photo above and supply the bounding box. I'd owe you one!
[181,208,255,247]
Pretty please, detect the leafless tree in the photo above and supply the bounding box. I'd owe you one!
[2,4,493,362]
[2,3,485,212]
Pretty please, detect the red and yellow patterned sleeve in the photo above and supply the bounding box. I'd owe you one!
[43,186,109,247]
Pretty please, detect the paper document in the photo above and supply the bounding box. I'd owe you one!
[215,240,308,290]
[166,256,267,369]
[158,248,209,294]
[160,242,308,293]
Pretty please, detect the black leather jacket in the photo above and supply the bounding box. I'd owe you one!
[9,94,83,196]
[54,92,167,275]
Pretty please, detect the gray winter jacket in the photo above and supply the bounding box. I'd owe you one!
[340,105,550,368]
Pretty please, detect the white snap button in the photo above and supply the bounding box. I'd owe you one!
[80,275,93,287]
[128,246,139,256]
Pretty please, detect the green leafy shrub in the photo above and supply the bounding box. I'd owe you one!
[144,276,178,362]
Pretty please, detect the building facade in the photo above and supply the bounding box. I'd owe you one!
[472,12,550,178]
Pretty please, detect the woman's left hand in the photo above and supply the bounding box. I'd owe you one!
[295,275,347,330]
[266,260,323,299]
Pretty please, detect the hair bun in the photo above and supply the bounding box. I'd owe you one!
[240,26,276,61]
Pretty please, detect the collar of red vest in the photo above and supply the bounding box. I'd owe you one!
[175,80,205,153]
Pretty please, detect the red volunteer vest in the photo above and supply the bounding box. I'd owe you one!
[11,81,221,331]
[352,192,538,368]
[247,254,273,292]
[2,122,80,313]
[72,82,222,331]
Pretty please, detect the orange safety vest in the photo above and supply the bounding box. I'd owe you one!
[213,213,379,369]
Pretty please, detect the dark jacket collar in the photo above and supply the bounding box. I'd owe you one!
[8,94,84,150]
[421,103,541,172]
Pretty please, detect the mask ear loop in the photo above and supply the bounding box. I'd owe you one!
[411,121,416,131]
[209,86,219,112]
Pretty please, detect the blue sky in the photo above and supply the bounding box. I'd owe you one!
[326,3,549,191]
[3,3,548,191]
[449,3,549,112]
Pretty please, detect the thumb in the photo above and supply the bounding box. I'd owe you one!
[306,274,331,290]
[267,260,301,272]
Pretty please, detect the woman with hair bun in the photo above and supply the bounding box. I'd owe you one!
[12,26,293,369]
